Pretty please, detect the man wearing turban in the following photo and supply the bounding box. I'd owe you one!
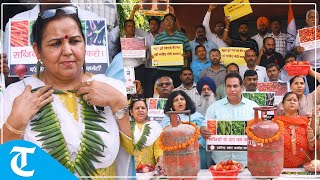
[196,76,217,116]
[252,16,271,51]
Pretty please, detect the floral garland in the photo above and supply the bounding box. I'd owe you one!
[245,118,284,144]
[130,121,151,151]
[158,122,200,151]
[31,88,108,178]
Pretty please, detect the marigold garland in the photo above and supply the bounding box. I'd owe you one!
[158,122,200,151]
[246,118,284,144]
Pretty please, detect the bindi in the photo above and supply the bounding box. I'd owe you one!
[64,35,68,39]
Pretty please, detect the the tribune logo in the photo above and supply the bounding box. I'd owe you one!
[10,146,36,177]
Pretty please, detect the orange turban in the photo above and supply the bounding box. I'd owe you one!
[257,16,270,29]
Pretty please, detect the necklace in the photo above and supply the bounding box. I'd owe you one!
[130,121,150,151]
[31,88,108,177]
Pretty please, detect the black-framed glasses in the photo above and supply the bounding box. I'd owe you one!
[157,82,172,87]
[39,6,78,19]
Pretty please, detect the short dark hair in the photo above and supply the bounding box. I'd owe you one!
[148,16,161,26]
[225,72,243,86]
[270,18,281,25]
[284,51,297,61]
[195,44,205,52]
[215,21,225,27]
[226,63,239,73]
[266,63,280,71]
[263,37,275,45]
[289,76,305,85]
[244,70,258,79]
[180,67,193,75]
[239,21,249,27]
[163,13,176,22]
[195,25,205,31]
[164,90,196,114]
[209,48,220,54]
[124,19,135,27]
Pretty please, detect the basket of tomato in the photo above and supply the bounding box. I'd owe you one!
[285,61,310,76]
[209,160,242,180]
[136,163,155,180]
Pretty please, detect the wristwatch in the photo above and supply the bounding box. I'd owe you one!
[113,106,129,120]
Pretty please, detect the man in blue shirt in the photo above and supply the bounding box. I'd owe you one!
[190,45,212,83]
[189,25,218,62]
[204,73,259,166]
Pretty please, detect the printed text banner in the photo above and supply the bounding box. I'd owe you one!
[9,18,109,76]
[151,44,184,66]
[120,37,146,58]
[124,66,136,94]
[206,120,249,151]
[148,98,167,122]
[139,0,169,16]
[297,26,320,51]
[224,0,253,22]
[220,47,248,67]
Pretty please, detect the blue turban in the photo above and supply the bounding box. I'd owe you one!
[196,76,216,95]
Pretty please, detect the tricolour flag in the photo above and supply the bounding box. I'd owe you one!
[287,2,296,51]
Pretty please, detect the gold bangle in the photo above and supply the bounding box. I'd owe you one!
[224,29,229,31]
[5,121,24,135]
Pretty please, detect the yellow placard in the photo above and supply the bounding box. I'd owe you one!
[151,44,184,66]
[224,0,253,22]
[220,47,249,67]
[139,0,169,16]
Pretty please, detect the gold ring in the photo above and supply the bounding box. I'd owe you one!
[87,101,92,105]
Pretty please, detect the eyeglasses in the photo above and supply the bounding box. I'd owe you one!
[39,6,78,19]
[157,82,172,87]
[131,96,146,102]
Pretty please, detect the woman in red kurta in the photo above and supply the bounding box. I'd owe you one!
[277,92,315,168]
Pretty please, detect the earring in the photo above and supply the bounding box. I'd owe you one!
[83,62,86,73]
[36,60,41,78]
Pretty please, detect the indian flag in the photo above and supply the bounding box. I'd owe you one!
[287,2,296,51]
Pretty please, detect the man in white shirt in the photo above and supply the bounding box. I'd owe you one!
[252,16,271,51]
[202,4,228,48]
[240,49,268,82]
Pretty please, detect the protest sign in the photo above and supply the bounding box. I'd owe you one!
[148,98,167,122]
[151,44,183,66]
[220,47,248,67]
[120,37,146,58]
[297,26,320,51]
[257,82,289,105]
[124,66,136,94]
[206,120,248,151]
[139,0,169,16]
[224,0,253,21]
[9,19,109,76]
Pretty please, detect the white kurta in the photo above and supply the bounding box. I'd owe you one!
[1,74,130,176]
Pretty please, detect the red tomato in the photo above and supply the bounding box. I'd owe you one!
[227,159,233,165]
[220,161,227,166]
[304,61,310,65]
[137,163,143,170]
[230,165,239,170]
[216,164,223,171]
[209,165,215,170]
[298,61,305,65]
[142,166,150,173]
[292,61,298,65]
[223,165,230,170]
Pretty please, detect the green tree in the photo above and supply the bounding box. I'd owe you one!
[116,0,150,36]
